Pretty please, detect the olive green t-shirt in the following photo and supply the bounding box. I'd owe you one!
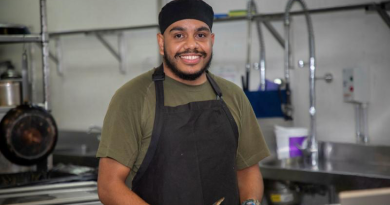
[96,69,270,181]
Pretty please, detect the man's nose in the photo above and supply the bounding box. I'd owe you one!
[183,36,199,50]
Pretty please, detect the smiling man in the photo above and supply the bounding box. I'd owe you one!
[96,1,270,205]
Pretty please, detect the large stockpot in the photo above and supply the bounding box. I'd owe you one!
[0,62,22,107]
[0,79,22,107]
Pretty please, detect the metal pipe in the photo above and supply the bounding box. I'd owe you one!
[40,0,50,111]
[250,1,267,91]
[244,0,253,91]
[284,0,318,166]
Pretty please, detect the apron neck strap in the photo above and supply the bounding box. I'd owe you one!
[152,65,223,104]
[206,71,223,99]
[152,64,165,81]
[152,64,165,108]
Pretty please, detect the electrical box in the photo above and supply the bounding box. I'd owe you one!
[343,67,370,103]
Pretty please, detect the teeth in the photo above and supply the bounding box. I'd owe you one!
[181,56,199,60]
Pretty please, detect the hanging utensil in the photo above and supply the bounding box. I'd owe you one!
[0,52,58,166]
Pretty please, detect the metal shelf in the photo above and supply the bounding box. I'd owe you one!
[0,34,42,43]
[47,1,390,37]
[0,106,15,114]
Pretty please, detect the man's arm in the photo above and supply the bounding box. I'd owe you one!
[236,164,264,204]
[98,157,149,205]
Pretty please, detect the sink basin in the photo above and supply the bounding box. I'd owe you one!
[259,141,390,190]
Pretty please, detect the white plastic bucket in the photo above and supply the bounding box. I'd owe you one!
[274,125,308,160]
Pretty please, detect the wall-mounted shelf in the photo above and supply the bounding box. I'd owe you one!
[0,35,43,43]
[0,0,51,111]
[48,1,390,38]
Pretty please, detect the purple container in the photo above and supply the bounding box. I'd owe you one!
[289,136,306,158]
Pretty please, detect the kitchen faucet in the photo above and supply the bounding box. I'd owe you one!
[88,125,102,141]
[284,0,318,166]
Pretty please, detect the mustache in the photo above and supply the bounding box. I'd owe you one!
[174,49,207,58]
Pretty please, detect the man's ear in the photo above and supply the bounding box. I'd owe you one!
[157,33,164,56]
[211,33,215,46]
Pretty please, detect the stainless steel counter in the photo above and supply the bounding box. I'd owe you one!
[259,141,390,191]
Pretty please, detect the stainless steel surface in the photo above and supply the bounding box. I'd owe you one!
[53,131,100,168]
[0,35,42,43]
[284,0,318,167]
[0,80,21,107]
[354,103,369,144]
[0,181,100,205]
[259,141,390,190]
[40,0,50,111]
[0,181,97,194]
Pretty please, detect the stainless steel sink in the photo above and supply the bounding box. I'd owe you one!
[259,141,390,190]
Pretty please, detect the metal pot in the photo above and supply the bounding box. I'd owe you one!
[0,61,22,107]
[0,80,22,107]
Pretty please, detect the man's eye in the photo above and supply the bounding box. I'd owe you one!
[174,34,183,38]
[198,34,206,38]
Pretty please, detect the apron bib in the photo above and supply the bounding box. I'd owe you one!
[132,65,240,205]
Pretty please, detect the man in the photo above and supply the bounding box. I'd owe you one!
[96,0,270,205]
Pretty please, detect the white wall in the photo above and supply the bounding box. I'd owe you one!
[0,0,389,146]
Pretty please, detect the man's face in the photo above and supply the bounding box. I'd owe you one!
[157,19,215,81]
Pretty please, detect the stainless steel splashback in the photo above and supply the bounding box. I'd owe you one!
[320,141,390,166]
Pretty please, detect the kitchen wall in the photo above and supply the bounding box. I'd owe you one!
[0,0,389,146]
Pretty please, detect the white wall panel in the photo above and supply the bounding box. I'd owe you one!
[0,0,389,146]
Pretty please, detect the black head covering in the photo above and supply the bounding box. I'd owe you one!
[158,0,214,34]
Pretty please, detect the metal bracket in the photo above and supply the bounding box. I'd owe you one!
[376,6,390,29]
[48,38,64,76]
[95,33,127,74]
[262,21,285,48]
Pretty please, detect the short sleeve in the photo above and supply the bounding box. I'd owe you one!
[96,87,143,168]
[235,93,270,170]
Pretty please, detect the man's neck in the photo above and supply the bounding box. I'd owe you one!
[162,64,207,86]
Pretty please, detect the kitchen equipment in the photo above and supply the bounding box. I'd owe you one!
[0,23,31,35]
[0,61,22,107]
[265,181,302,205]
[0,54,58,167]
[0,181,101,205]
[0,104,58,166]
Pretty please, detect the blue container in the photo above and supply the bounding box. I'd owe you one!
[245,90,287,118]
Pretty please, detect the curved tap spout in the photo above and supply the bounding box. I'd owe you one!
[245,0,267,91]
[284,0,318,166]
[249,0,267,91]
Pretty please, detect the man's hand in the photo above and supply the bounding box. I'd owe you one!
[98,157,148,205]
[236,164,264,203]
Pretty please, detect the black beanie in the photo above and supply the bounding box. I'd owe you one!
[158,0,214,34]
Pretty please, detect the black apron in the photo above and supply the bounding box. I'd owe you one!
[132,65,240,205]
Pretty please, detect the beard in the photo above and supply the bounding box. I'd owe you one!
[163,47,213,81]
